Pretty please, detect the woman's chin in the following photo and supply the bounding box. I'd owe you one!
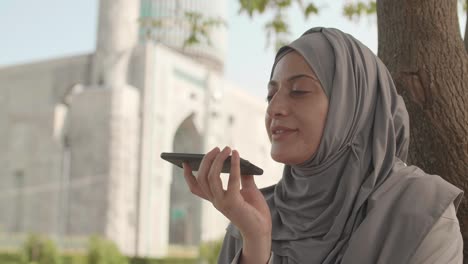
[271,152,299,165]
[270,148,315,165]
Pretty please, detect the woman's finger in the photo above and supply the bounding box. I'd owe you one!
[197,147,220,200]
[209,149,230,203]
[227,149,241,194]
[240,172,256,189]
[208,146,231,207]
[182,162,208,200]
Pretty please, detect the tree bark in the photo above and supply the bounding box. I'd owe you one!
[377,0,468,260]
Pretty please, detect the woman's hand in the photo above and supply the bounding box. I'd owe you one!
[182,146,272,263]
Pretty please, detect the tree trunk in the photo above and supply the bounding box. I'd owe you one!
[377,0,468,259]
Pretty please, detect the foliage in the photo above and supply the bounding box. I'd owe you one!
[129,257,196,264]
[61,253,87,264]
[0,251,22,264]
[238,0,318,18]
[183,12,227,48]
[139,0,320,51]
[342,0,467,20]
[0,251,197,264]
[20,234,62,264]
[86,236,128,264]
[342,1,376,20]
[238,0,318,50]
[136,0,465,51]
[198,239,223,264]
[237,0,466,48]
[139,11,226,49]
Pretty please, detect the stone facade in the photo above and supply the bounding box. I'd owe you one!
[130,43,283,257]
[0,54,92,237]
[0,0,283,258]
[0,42,283,257]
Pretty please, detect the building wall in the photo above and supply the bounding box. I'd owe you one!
[133,43,282,257]
[0,54,140,254]
[67,86,140,255]
[0,42,283,258]
[0,55,92,237]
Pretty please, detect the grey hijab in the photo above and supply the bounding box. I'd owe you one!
[255,27,463,263]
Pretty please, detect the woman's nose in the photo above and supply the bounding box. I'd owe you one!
[267,92,288,117]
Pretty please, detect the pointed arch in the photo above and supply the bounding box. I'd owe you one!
[169,113,203,245]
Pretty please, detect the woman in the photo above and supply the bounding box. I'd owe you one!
[182,27,463,263]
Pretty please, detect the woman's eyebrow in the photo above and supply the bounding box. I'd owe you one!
[268,73,319,88]
[287,74,319,83]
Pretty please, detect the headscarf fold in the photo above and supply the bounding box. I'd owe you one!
[254,27,463,263]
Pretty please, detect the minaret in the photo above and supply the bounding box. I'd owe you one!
[66,0,141,256]
[91,0,140,87]
[139,0,227,73]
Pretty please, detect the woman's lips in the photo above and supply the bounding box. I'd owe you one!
[271,129,298,140]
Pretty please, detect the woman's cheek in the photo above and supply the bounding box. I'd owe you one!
[265,117,272,141]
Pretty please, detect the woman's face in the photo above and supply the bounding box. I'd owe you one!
[265,51,329,165]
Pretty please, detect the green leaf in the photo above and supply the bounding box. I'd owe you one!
[21,234,61,264]
[238,0,269,16]
[342,1,376,20]
[304,3,319,18]
[265,15,289,34]
[366,1,377,14]
[275,0,292,8]
[183,34,199,48]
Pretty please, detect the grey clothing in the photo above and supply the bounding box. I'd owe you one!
[217,27,464,263]
[219,203,463,264]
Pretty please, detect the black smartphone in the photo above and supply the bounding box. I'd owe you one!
[160,152,264,175]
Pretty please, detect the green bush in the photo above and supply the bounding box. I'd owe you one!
[86,236,128,264]
[61,253,87,264]
[20,234,61,264]
[198,240,223,264]
[0,251,22,264]
[0,251,198,264]
[0,236,200,264]
[129,257,197,264]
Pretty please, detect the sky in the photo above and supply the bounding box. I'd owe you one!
[0,1,465,100]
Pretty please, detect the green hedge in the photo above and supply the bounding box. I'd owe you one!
[0,235,218,264]
[61,253,88,264]
[129,257,197,264]
[87,236,128,264]
[20,234,62,264]
[0,251,22,264]
[0,253,197,264]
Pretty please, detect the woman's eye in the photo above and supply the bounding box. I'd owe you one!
[291,90,308,96]
[266,95,273,103]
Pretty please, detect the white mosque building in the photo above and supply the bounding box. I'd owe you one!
[0,0,282,258]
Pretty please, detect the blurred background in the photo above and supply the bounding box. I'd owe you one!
[0,0,466,263]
